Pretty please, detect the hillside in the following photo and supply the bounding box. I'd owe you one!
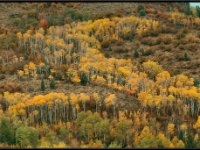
[0,2,200,149]
[0,2,199,81]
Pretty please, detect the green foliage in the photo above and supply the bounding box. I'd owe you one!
[178,131,185,141]
[80,72,88,86]
[186,134,197,148]
[66,9,90,21]
[121,30,135,41]
[137,4,146,17]
[4,33,17,50]
[137,5,145,12]
[194,79,199,87]
[185,3,192,16]
[196,6,200,18]
[115,120,132,147]
[40,78,46,91]
[76,111,110,143]
[47,14,65,26]
[139,9,147,17]
[15,126,39,148]
[184,52,190,61]
[173,69,180,76]
[46,131,59,147]
[0,117,15,145]
[12,16,37,33]
[58,127,69,141]
[138,136,158,148]
[134,48,139,58]
[109,46,112,52]
[13,19,28,33]
[50,78,56,89]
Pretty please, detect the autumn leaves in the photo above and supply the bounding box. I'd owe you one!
[6,92,118,125]
[13,13,200,145]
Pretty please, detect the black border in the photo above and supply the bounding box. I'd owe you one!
[0,0,198,2]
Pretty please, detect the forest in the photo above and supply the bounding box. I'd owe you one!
[0,2,200,148]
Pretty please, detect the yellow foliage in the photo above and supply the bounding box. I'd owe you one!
[193,116,200,129]
[167,123,175,135]
[142,61,163,79]
[105,94,117,106]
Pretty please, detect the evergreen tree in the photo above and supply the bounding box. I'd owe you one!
[178,130,185,141]
[134,48,139,58]
[141,48,145,56]
[50,78,56,89]
[109,46,112,51]
[137,5,145,12]
[185,3,192,16]
[80,72,88,86]
[184,52,190,61]
[137,4,146,17]
[196,6,200,18]
[186,133,197,148]
[194,79,200,87]
[139,9,147,17]
[40,78,45,91]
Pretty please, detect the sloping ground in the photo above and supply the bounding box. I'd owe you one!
[0,2,199,81]
[0,75,137,109]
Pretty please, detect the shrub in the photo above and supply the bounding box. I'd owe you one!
[0,82,22,94]
[0,74,5,80]
[101,40,110,48]
[185,43,198,52]
[185,34,199,43]
[116,48,129,53]
[13,18,28,33]
[108,142,122,148]
[105,53,110,58]
[116,41,124,46]
[47,14,65,26]
[65,9,90,21]
[176,30,186,40]
[161,35,173,45]
[53,65,67,80]
[173,69,180,76]
[141,37,160,46]
[141,48,152,56]
[122,30,135,41]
